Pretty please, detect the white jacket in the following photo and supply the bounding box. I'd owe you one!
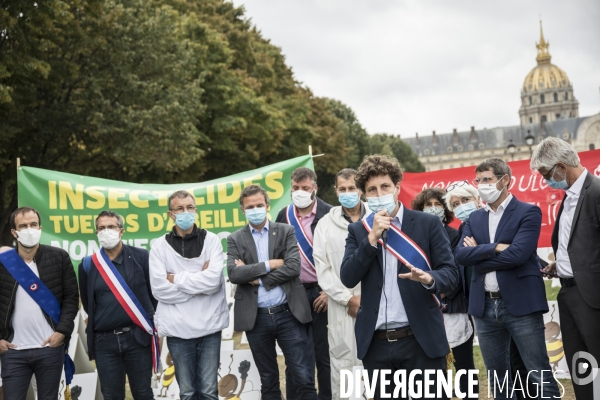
[314,204,370,399]
[149,231,229,339]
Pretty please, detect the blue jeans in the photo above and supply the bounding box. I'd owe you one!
[0,345,64,400]
[166,331,221,400]
[246,307,318,400]
[475,297,561,400]
[286,286,331,400]
[94,330,154,400]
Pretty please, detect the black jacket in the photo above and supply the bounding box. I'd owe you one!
[551,172,600,309]
[275,197,333,234]
[340,208,459,360]
[0,245,79,343]
[442,224,468,314]
[79,244,157,360]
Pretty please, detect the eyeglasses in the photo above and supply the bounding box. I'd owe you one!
[472,175,504,187]
[96,225,121,233]
[446,180,469,192]
[540,164,557,180]
[170,205,197,213]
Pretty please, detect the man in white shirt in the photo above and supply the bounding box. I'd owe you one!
[313,168,369,399]
[532,137,600,400]
[149,191,228,400]
[455,158,560,400]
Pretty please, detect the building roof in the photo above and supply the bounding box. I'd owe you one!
[403,116,588,157]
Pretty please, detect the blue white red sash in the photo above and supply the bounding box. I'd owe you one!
[362,213,444,308]
[286,205,315,270]
[0,249,75,384]
[91,249,161,373]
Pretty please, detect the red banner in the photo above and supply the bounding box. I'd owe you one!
[399,149,600,247]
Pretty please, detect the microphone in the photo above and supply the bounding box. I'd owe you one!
[378,206,389,248]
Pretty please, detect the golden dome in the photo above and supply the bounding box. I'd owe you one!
[522,21,571,93]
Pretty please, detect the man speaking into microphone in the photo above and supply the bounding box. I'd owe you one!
[340,155,459,400]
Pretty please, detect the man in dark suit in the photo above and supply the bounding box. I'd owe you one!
[79,210,157,400]
[455,158,560,399]
[275,167,332,400]
[227,185,317,400]
[532,137,600,400]
[340,155,459,400]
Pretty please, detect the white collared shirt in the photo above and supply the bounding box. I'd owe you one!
[556,170,588,278]
[375,204,409,330]
[483,193,513,291]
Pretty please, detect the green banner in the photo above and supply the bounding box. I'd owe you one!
[17,155,313,264]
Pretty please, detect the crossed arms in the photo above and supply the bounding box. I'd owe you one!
[226,227,300,291]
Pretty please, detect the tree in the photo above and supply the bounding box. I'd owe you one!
[0,0,425,242]
[369,134,425,173]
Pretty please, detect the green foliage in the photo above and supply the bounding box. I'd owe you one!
[0,0,423,242]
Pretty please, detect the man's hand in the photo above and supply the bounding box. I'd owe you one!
[495,243,509,253]
[251,279,260,286]
[202,260,210,271]
[368,210,391,246]
[41,332,65,348]
[167,272,175,283]
[463,236,478,247]
[313,291,328,313]
[234,259,246,267]
[347,295,361,318]
[269,259,285,270]
[541,261,557,279]
[398,262,433,286]
[0,339,17,353]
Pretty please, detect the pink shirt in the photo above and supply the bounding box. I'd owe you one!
[295,201,318,283]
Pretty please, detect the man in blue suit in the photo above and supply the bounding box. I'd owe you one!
[455,158,560,399]
[340,155,459,399]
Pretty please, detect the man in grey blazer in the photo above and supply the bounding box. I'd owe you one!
[227,185,317,400]
[532,137,600,400]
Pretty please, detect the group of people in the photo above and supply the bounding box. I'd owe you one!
[0,136,598,400]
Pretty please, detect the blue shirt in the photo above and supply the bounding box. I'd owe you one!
[251,220,287,308]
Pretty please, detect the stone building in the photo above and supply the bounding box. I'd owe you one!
[403,22,600,172]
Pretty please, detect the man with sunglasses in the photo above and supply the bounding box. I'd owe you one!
[455,158,560,399]
[149,190,229,400]
[531,137,600,400]
[79,210,157,400]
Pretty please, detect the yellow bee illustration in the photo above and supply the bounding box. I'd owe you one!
[545,304,565,372]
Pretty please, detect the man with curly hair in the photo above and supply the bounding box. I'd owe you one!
[340,155,459,399]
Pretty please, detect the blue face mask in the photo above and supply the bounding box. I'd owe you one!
[367,192,397,216]
[245,207,267,226]
[453,202,478,222]
[338,192,360,209]
[174,211,195,231]
[545,165,569,190]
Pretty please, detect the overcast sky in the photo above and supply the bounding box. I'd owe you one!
[233,0,600,138]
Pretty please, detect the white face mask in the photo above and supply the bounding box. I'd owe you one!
[292,189,315,209]
[97,229,121,249]
[477,176,506,204]
[16,228,42,248]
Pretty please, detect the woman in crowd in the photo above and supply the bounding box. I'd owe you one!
[444,181,481,295]
[412,187,478,399]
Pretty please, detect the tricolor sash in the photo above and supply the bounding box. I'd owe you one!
[286,205,315,270]
[89,249,161,373]
[362,213,444,309]
[0,249,76,384]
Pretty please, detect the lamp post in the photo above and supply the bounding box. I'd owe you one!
[507,139,516,161]
[525,130,534,158]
